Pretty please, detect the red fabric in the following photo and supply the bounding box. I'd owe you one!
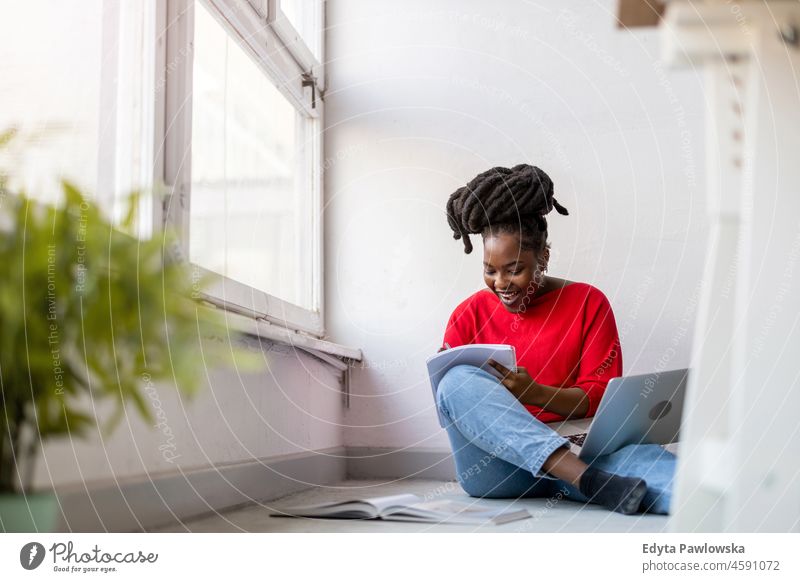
[442,283,622,422]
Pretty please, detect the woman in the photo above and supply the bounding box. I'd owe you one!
[436,164,675,515]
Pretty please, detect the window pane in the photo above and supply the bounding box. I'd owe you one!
[0,0,155,233]
[0,0,101,204]
[190,2,313,310]
[280,0,321,60]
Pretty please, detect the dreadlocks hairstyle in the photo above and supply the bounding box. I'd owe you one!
[445,164,569,255]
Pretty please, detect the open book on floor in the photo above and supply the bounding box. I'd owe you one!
[269,493,531,525]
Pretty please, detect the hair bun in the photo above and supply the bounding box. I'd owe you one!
[445,164,569,254]
[512,164,569,219]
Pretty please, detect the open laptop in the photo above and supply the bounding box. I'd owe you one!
[549,368,689,462]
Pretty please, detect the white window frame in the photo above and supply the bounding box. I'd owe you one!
[265,0,326,91]
[161,0,326,337]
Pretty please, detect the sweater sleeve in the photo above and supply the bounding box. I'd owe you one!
[442,296,476,348]
[572,289,623,418]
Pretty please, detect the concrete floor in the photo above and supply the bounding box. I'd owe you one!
[150,479,670,533]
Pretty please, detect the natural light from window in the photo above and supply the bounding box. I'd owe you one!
[190,2,312,310]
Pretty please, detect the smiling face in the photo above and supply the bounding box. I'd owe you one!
[482,231,547,312]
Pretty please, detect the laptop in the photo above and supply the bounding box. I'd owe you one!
[549,368,689,462]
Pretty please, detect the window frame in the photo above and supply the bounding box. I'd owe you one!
[265,0,326,90]
[162,0,325,337]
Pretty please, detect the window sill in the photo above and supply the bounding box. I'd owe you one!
[206,305,362,369]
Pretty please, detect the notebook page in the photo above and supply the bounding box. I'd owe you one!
[426,344,516,426]
[426,344,516,393]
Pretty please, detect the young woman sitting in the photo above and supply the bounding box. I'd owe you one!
[436,164,675,515]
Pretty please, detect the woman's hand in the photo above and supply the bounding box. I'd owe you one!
[488,359,590,418]
[487,359,541,403]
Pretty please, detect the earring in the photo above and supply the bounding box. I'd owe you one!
[533,267,545,288]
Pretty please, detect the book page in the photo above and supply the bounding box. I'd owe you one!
[366,494,424,512]
[408,499,505,516]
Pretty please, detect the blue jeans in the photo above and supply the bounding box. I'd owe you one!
[435,364,676,514]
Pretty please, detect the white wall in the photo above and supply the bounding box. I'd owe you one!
[33,337,344,488]
[325,0,707,449]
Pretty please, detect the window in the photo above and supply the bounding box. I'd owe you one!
[190,2,313,310]
[281,0,322,59]
[270,0,324,72]
[165,0,325,336]
[1,0,325,337]
[0,0,158,237]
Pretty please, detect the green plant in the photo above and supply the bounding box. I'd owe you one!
[0,128,254,494]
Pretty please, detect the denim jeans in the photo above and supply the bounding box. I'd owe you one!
[435,364,676,514]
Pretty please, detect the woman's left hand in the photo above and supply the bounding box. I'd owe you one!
[487,359,540,403]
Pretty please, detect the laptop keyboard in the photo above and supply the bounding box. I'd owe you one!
[565,432,587,447]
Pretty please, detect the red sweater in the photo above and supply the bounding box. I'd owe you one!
[442,282,622,423]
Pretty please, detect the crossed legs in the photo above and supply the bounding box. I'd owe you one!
[436,364,675,514]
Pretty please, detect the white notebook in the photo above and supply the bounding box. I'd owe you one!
[426,344,517,427]
[270,493,530,525]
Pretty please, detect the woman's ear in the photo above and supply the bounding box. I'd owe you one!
[540,246,551,273]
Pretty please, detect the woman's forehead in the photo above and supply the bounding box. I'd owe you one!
[483,233,534,263]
